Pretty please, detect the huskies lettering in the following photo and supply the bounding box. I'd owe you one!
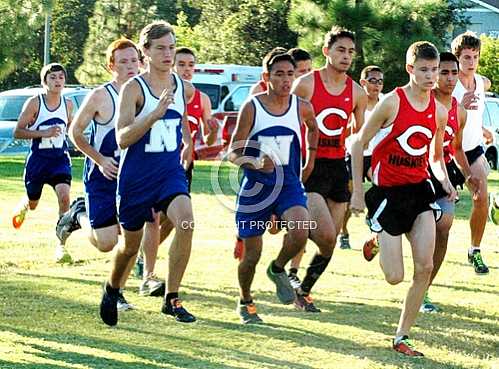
[316,108,348,137]
[388,154,424,168]
[396,125,433,156]
[318,137,341,148]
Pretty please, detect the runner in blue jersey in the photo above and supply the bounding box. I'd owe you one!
[56,38,165,310]
[229,53,318,324]
[12,63,74,263]
[99,21,195,326]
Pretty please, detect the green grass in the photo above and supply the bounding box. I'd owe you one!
[0,156,498,369]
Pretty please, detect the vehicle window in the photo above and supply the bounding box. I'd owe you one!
[221,86,230,101]
[485,101,499,131]
[0,96,30,121]
[193,83,220,109]
[483,104,491,128]
[224,86,250,112]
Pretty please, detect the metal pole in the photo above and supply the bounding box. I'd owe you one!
[43,13,51,65]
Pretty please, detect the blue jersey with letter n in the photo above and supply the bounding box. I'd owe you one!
[242,94,303,186]
[28,94,69,158]
[83,83,120,189]
[118,74,185,194]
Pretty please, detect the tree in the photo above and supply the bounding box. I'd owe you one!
[0,0,46,89]
[289,0,469,90]
[76,0,159,85]
[478,35,499,94]
[50,0,96,84]
[177,0,297,65]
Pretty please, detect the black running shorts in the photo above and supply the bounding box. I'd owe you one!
[365,180,441,236]
[304,158,350,203]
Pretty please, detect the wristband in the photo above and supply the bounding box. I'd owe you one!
[308,147,317,151]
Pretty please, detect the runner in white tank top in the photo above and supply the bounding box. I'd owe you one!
[12,63,74,263]
[451,31,492,274]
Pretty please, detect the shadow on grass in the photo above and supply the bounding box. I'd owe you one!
[1,272,496,369]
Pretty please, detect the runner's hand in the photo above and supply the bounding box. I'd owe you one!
[442,179,457,202]
[466,175,481,201]
[152,88,175,120]
[206,117,219,133]
[42,125,62,138]
[98,156,119,180]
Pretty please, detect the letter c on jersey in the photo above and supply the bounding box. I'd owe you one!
[315,108,347,137]
[443,126,454,148]
[396,125,433,156]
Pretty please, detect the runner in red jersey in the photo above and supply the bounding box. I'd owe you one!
[291,26,367,312]
[175,47,219,190]
[350,42,456,356]
[424,52,480,312]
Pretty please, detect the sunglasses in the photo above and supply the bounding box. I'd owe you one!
[367,78,383,85]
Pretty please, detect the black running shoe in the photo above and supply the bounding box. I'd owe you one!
[161,298,196,323]
[468,249,489,275]
[56,197,85,243]
[100,282,119,326]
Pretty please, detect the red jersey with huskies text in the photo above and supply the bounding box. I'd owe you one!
[443,97,459,164]
[371,87,437,187]
[310,70,353,159]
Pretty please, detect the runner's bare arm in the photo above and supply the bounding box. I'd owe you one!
[228,101,263,170]
[350,93,398,213]
[351,82,368,133]
[14,96,58,139]
[291,73,314,101]
[300,99,319,182]
[69,89,118,180]
[181,80,194,169]
[200,92,218,146]
[430,102,456,201]
[453,105,480,196]
[483,76,491,92]
[65,99,74,127]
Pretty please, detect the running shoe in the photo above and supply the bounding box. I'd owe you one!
[161,298,196,323]
[12,204,28,229]
[288,272,301,289]
[392,336,424,357]
[237,300,263,324]
[54,244,73,264]
[233,238,244,261]
[56,197,85,243]
[117,290,134,311]
[468,249,489,275]
[339,233,351,249]
[266,262,295,304]
[100,282,119,326]
[139,275,166,297]
[294,293,321,313]
[419,292,440,313]
[363,235,379,262]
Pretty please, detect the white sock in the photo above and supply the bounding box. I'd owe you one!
[394,335,407,345]
[469,246,480,255]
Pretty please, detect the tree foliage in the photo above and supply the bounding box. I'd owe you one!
[289,0,470,90]
[0,0,46,89]
[478,35,499,94]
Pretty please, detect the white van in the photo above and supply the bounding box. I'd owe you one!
[192,64,262,119]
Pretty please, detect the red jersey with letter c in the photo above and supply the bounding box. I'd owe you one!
[310,70,353,159]
[371,87,437,187]
[187,89,203,141]
[443,97,458,164]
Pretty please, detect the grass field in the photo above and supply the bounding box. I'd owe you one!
[0,156,498,369]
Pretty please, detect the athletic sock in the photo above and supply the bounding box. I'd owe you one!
[270,260,284,274]
[166,292,179,305]
[469,246,480,256]
[394,335,407,345]
[300,254,332,294]
[240,299,253,305]
[289,268,298,276]
[105,282,120,295]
